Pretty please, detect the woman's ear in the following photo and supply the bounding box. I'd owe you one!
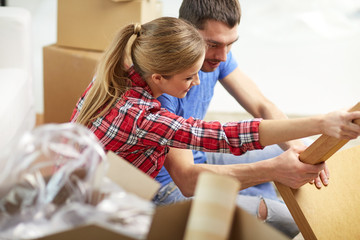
[151,73,163,85]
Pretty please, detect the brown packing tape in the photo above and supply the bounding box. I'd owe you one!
[183,172,240,240]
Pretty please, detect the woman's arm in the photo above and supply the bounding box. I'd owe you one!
[259,110,360,146]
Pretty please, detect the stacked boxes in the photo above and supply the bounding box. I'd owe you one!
[43,0,163,123]
[41,2,290,239]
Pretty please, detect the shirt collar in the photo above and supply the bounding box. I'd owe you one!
[128,66,155,99]
[128,66,148,88]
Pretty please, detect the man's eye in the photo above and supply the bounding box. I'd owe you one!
[207,43,217,48]
[186,77,194,81]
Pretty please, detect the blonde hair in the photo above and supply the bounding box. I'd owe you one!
[75,17,205,125]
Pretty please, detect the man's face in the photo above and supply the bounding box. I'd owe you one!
[198,19,239,72]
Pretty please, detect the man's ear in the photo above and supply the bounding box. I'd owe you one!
[151,73,163,85]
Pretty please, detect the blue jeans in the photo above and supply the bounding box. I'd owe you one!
[153,144,303,238]
[153,180,299,238]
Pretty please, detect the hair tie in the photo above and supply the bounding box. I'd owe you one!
[134,24,142,36]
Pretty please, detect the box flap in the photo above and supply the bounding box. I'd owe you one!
[230,206,289,240]
[147,200,289,240]
[106,151,160,200]
[34,224,135,240]
[147,201,191,240]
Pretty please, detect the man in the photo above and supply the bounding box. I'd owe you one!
[153,0,329,238]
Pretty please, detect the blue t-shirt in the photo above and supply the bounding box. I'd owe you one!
[155,51,238,187]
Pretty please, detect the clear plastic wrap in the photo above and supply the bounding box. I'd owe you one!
[0,123,154,240]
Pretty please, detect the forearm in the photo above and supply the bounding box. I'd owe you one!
[259,116,322,146]
[254,101,306,150]
[164,148,273,197]
[196,160,273,191]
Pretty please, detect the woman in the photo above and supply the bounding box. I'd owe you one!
[71,17,360,179]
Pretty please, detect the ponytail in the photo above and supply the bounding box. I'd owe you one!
[75,17,205,126]
[75,23,140,125]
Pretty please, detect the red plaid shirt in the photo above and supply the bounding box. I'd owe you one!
[71,68,263,178]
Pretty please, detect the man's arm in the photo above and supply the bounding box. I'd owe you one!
[164,146,325,197]
[219,67,346,188]
[219,67,303,150]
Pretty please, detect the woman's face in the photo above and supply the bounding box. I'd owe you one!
[156,53,205,98]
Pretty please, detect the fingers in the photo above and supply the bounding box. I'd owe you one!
[348,111,360,122]
[276,148,329,189]
[323,110,360,139]
[291,161,324,188]
[312,171,328,189]
[304,161,325,174]
[342,111,360,139]
[309,164,330,188]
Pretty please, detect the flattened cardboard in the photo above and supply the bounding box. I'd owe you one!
[275,102,360,239]
[277,145,360,240]
[43,44,102,123]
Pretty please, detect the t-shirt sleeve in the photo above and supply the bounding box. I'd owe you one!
[157,93,177,114]
[219,51,238,80]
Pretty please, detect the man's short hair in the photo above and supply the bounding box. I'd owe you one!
[179,0,241,30]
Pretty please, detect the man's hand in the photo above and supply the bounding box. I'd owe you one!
[310,164,330,188]
[270,146,326,189]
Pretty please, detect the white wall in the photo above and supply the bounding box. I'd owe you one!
[7,0,57,115]
[211,0,360,115]
[7,0,360,116]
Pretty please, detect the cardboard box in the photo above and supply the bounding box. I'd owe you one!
[35,201,289,240]
[43,44,103,123]
[33,152,289,240]
[57,0,163,51]
[148,200,289,240]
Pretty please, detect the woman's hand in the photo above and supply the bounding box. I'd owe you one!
[321,110,360,139]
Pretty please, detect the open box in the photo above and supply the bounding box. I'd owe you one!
[34,152,288,240]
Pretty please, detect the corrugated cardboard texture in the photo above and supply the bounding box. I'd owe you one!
[43,44,102,123]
